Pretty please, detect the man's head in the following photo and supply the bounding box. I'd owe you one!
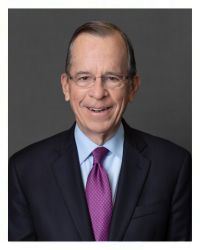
[65,21,137,78]
[61,21,140,145]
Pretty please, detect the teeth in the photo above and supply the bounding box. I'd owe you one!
[92,108,103,111]
[88,107,110,112]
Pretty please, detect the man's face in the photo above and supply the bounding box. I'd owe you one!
[61,32,140,144]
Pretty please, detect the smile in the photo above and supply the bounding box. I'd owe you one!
[87,106,112,113]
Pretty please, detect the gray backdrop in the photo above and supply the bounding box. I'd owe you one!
[8,9,192,156]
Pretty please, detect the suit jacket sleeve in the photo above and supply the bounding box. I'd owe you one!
[167,151,192,240]
[8,156,36,241]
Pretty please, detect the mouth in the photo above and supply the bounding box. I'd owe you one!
[86,106,112,113]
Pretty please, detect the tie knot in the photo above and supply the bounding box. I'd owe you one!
[92,147,109,164]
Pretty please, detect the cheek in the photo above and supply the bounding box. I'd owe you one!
[114,90,130,109]
[69,90,85,113]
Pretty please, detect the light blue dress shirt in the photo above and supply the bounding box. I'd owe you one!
[74,123,124,203]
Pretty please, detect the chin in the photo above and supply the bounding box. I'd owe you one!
[86,121,117,135]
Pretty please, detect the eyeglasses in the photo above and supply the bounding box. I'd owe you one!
[68,73,129,89]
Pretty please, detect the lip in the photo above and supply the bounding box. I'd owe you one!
[85,106,113,117]
[87,106,111,110]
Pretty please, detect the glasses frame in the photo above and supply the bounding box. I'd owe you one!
[68,73,130,89]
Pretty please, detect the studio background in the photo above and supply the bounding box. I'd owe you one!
[8,9,192,156]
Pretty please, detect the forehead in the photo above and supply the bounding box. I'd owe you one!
[70,32,128,72]
[71,31,127,53]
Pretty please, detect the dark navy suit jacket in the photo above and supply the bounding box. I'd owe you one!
[8,120,192,241]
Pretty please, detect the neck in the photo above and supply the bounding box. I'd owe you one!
[77,124,121,145]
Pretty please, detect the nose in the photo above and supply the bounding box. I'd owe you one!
[88,77,108,99]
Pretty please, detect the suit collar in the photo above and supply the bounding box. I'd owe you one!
[51,124,94,240]
[122,119,147,152]
[109,119,150,240]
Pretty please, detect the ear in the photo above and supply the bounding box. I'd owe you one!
[128,74,141,102]
[60,73,70,101]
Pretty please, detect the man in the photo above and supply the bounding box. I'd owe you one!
[9,21,191,241]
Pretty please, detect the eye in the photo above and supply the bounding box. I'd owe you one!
[78,76,90,81]
[107,75,120,82]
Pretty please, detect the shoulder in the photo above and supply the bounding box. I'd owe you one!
[123,120,191,160]
[9,125,75,167]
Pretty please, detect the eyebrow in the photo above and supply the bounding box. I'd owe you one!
[74,71,124,76]
[75,71,91,76]
[104,71,123,76]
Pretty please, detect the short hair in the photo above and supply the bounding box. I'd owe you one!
[65,21,137,77]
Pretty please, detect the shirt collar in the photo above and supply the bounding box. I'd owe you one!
[74,123,124,165]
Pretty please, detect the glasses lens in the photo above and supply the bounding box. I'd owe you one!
[75,75,93,87]
[104,75,122,88]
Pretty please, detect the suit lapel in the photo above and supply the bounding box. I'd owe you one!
[51,127,94,241]
[109,122,151,241]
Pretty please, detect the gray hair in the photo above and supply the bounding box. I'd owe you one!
[65,21,137,78]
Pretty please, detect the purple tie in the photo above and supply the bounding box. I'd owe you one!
[86,147,112,241]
